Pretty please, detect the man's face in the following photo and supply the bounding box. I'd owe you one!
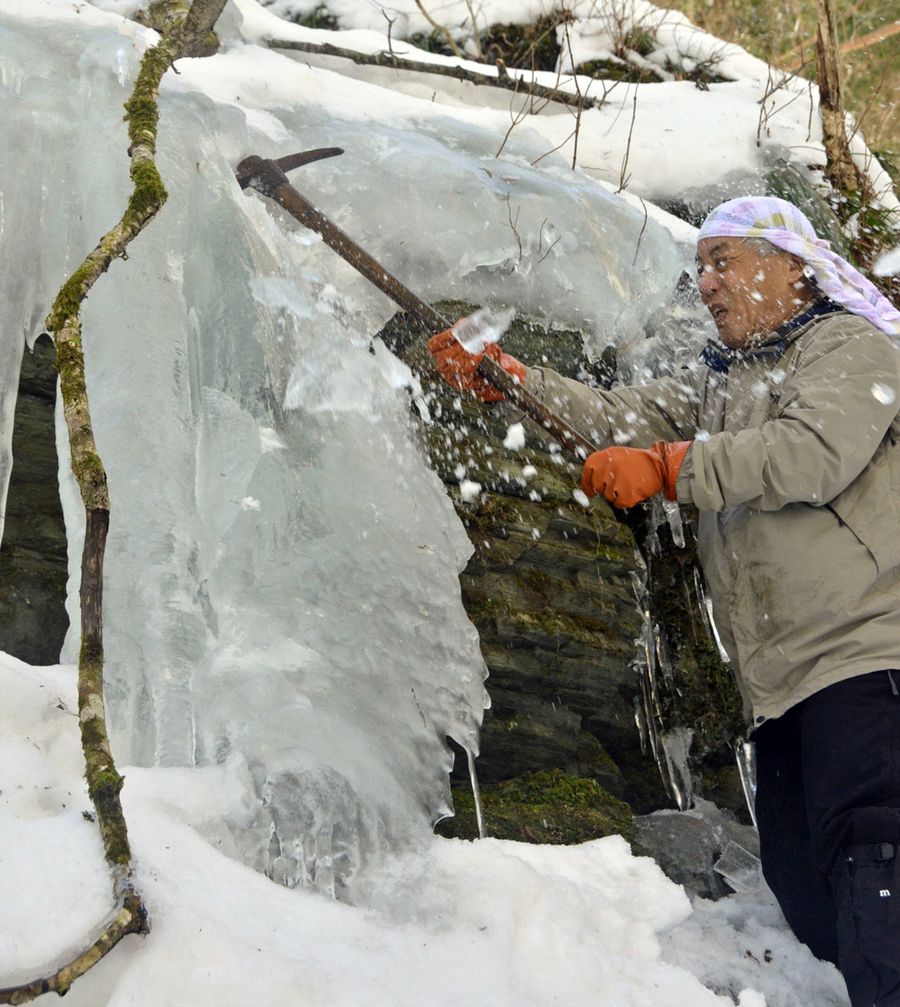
[695,237,808,349]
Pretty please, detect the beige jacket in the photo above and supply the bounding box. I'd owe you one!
[525,312,900,725]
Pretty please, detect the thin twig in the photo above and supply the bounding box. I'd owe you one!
[382,10,397,58]
[531,126,578,167]
[617,87,639,193]
[505,193,523,263]
[463,0,484,59]
[413,0,465,59]
[632,198,650,267]
[536,234,562,265]
[562,17,586,170]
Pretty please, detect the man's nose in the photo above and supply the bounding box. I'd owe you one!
[698,268,718,298]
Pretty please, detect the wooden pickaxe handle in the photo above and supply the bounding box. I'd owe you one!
[236,153,597,459]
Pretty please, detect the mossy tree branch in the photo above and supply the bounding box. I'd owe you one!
[0,1,227,1003]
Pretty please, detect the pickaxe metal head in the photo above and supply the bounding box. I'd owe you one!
[234,147,344,193]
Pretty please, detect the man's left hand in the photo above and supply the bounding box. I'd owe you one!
[581,441,691,508]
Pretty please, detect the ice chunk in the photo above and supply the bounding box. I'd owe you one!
[714,839,763,894]
[459,479,482,502]
[452,306,515,354]
[503,422,526,450]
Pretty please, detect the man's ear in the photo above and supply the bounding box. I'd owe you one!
[787,253,807,280]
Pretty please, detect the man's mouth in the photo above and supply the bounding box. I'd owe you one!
[710,305,727,325]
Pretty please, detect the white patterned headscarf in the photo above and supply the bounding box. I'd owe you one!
[698,196,900,338]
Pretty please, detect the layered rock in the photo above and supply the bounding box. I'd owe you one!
[0,334,69,664]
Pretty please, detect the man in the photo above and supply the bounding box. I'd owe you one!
[428,196,900,1006]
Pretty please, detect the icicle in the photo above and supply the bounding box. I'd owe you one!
[692,567,731,662]
[466,746,486,839]
[653,621,675,687]
[633,695,648,755]
[662,498,685,548]
[630,564,668,793]
[735,738,758,828]
[660,727,694,811]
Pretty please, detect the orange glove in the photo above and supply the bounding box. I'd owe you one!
[427,326,526,403]
[581,441,691,508]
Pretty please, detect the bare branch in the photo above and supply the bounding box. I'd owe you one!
[268,38,609,115]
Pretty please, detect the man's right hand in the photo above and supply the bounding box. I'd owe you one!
[427,326,526,403]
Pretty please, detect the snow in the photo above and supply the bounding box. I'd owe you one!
[874,245,900,278]
[502,422,526,450]
[0,652,850,1006]
[0,0,889,1000]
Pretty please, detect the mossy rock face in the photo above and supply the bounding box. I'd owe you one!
[0,335,69,664]
[436,769,634,844]
[379,304,658,807]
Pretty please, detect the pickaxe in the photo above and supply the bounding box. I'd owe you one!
[235,149,597,459]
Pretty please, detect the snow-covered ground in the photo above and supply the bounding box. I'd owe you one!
[1,653,850,1006]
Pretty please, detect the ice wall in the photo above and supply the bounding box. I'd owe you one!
[0,2,687,894]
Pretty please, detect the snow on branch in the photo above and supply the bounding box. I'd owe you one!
[267,37,613,114]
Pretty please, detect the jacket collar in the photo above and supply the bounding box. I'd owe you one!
[700,299,845,375]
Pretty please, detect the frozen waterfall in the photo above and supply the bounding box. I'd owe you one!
[0,1,689,895]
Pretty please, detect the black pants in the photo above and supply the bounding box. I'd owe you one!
[754,670,900,1007]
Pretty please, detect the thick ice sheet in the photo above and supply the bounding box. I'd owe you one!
[0,0,695,890]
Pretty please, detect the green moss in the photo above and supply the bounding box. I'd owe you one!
[54,333,87,399]
[463,575,613,646]
[479,14,564,72]
[624,27,656,56]
[79,635,104,671]
[295,4,339,30]
[88,767,123,803]
[80,716,108,754]
[46,268,92,334]
[126,160,168,225]
[406,31,458,58]
[124,60,165,146]
[71,450,108,502]
[436,769,634,844]
[574,57,659,84]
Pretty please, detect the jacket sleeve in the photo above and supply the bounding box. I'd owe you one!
[676,319,900,512]
[524,364,701,449]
